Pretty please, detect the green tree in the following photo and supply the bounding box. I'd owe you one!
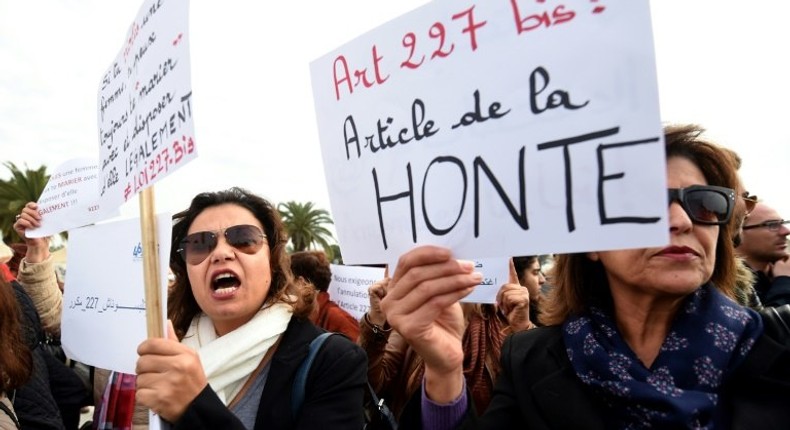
[327,244,343,265]
[277,201,336,258]
[0,162,50,243]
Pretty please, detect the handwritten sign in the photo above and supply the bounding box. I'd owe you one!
[311,0,667,264]
[327,264,386,321]
[27,157,119,238]
[98,0,196,210]
[61,213,170,374]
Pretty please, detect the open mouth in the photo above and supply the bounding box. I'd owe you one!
[212,272,240,296]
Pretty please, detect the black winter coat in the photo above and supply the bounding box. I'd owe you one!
[172,317,368,429]
[11,281,65,430]
[401,314,790,430]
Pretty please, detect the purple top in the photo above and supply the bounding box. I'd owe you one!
[421,379,468,430]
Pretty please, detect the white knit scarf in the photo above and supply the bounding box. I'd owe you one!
[181,302,293,405]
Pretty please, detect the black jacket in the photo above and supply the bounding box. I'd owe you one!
[752,268,790,307]
[401,317,790,429]
[11,281,65,430]
[173,317,368,429]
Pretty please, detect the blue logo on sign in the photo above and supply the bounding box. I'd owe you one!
[133,242,143,258]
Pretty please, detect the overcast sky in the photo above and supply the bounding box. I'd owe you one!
[2,0,788,225]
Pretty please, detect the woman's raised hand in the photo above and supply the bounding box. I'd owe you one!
[496,258,533,331]
[380,245,481,403]
[13,202,50,263]
[367,276,389,326]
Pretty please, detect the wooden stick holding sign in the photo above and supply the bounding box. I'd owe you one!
[139,187,164,339]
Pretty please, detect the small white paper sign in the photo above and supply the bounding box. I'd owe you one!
[61,213,171,374]
[461,258,509,304]
[311,0,667,264]
[98,0,196,209]
[328,264,386,321]
[27,157,119,238]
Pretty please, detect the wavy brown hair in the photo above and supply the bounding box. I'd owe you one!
[168,187,314,339]
[541,124,741,325]
[0,277,32,392]
[290,251,332,292]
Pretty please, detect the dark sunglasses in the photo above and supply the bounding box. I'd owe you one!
[177,224,267,265]
[667,185,735,225]
[743,219,790,232]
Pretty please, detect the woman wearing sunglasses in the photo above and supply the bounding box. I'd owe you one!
[135,188,366,429]
[381,124,790,429]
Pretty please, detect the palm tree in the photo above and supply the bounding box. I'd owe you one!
[0,162,50,243]
[277,201,336,258]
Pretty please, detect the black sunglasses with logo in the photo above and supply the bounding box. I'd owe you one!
[177,224,267,265]
[742,219,790,232]
[667,185,735,225]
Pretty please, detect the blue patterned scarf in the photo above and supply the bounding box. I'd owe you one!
[563,284,763,429]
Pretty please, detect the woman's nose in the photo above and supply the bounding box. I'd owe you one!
[211,235,235,262]
[668,201,693,233]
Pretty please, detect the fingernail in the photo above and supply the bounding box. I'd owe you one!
[458,260,475,271]
[471,271,483,283]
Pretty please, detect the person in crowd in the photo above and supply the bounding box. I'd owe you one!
[361,262,533,419]
[290,250,360,342]
[13,202,153,429]
[11,208,63,338]
[1,246,73,430]
[0,275,32,430]
[719,147,761,308]
[381,124,790,429]
[736,201,790,306]
[511,255,546,325]
[135,187,367,429]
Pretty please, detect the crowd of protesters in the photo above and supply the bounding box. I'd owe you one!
[1,124,789,429]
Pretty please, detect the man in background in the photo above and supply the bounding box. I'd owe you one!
[736,201,790,306]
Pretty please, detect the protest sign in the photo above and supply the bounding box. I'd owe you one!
[461,258,509,304]
[311,0,667,264]
[328,264,386,320]
[98,0,196,210]
[27,157,119,238]
[61,213,170,374]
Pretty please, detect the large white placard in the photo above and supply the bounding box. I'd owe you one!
[311,0,667,264]
[61,213,170,374]
[98,0,196,210]
[28,157,119,238]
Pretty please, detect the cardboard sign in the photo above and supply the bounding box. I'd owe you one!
[98,0,196,210]
[311,0,667,264]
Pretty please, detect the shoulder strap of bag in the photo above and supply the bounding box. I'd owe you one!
[291,332,334,419]
[0,395,20,429]
[366,382,399,430]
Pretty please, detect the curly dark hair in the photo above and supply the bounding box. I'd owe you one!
[290,251,332,292]
[168,187,314,338]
